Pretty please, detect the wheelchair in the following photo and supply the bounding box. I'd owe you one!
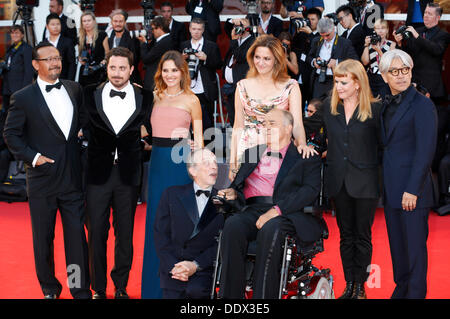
[210,198,335,299]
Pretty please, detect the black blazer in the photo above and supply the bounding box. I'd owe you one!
[231,142,324,243]
[42,14,78,46]
[323,99,382,199]
[43,36,76,81]
[186,0,223,41]
[1,42,33,96]
[154,183,224,290]
[342,23,366,59]
[82,82,153,186]
[223,35,256,86]
[406,0,433,26]
[3,80,84,197]
[180,38,222,102]
[403,25,450,98]
[265,15,283,38]
[170,19,188,50]
[141,34,175,90]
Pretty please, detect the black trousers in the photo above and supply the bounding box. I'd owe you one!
[86,166,139,292]
[312,74,333,100]
[333,184,378,284]
[219,204,296,299]
[161,272,213,299]
[196,93,214,132]
[28,190,91,299]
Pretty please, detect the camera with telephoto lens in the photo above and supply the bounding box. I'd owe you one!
[395,25,412,40]
[183,48,199,80]
[79,0,96,12]
[233,23,251,36]
[370,32,381,45]
[316,58,329,83]
[292,18,311,29]
[0,61,10,76]
[130,29,147,39]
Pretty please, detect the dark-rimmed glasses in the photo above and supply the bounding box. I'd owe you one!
[387,67,410,76]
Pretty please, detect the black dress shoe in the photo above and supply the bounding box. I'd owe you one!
[93,290,107,299]
[338,282,355,299]
[115,289,129,299]
[352,283,367,299]
[44,294,59,299]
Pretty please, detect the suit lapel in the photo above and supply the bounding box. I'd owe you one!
[60,80,78,139]
[234,145,267,187]
[386,87,416,141]
[380,102,388,144]
[274,143,298,191]
[117,85,142,135]
[191,188,218,239]
[94,83,116,134]
[178,183,199,227]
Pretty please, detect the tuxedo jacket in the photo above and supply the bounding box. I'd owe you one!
[44,36,76,81]
[3,80,83,197]
[403,26,450,98]
[323,99,382,199]
[82,82,153,186]
[231,142,324,243]
[170,19,188,50]
[342,24,366,59]
[381,86,437,209]
[154,183,224,290]
[141,34,175,90]
[180,38,222,102]
[222,34,256,87]
[1,41,33,96]
[42,14,78,46]
[264,15,283,38]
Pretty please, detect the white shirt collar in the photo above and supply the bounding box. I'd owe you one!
[191,36,204,49]
[193,182,213,194]
[156,33,170,42]
[105,80,133,93]
[37,76,60,91]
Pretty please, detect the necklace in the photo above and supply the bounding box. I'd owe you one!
[164,89,184,97]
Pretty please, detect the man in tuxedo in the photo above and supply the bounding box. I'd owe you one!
[154,148,224,299]
[258,0,283,38]
[42,0,77,46]
[107,9,142,85]
[139,16,175,90]
[336,5,366,59]
[161,1,187,50]
[379,49,437,299]
[307,17,358,99]
[223,18,255,126]
[3,42,91,299]
[82,47,153,299]
[181,18,222,132]
[186,0,223,42]
[218,108,324,299]
[44,13,76,81]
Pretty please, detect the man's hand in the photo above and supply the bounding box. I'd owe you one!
[217,188,237,201]
[170,261,198,282]
[255,208,279,229]
[327,58,337,70]
[195,51,207,61]
[392,30,403,45]
[402,192,418,212]
[406,26,419,39]
[36,155,55,166]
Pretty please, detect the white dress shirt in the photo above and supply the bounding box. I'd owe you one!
[193,182,213,218]
[47,34,60,48]
[224,34,252,84]
[190,37,205,94]
[315,33,337,76]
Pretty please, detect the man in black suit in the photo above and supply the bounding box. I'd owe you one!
[161,1,188,50]
[337,5,366,59]
[82,47,153,299]
[1,25,33,112]
[223,18,255,126]
[44,13,76,81]
[406,0,433,28]
[139,16,175,90]
[3,42,91,299]
[181,18,222,132]
[107,9,142,85]
[258,0,283,38]
[186,0,223,42]
[218,109,323,299]
[307,17,358,99]
[154,148,224,299]
[42,0,77,46]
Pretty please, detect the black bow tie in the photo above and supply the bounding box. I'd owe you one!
[196,189,211,197]
[266,151,282,159]
[45,82,63,92]
[383,93,402,105]
[110,89,126,99]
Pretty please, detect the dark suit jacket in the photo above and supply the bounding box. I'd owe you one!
[82,82,153,186]
[406,0,433,26]
[323,99,382,199]
[108,30,142,85]
[3,80,83,197]
[186,0,223,41]
[342,23,366,59]
[1,42,33,96]
[223,34,256,87]
[43,36,76,81]
[381,85,438,209]
[360,1,384,35]
[154,183,224,290]
[42,14,78,46]
[141,34,175,90]
[403,25,450,98]
[180,38,222,102]
[264,15,283,38]
[170,19,188,50]
[231,142,324,243]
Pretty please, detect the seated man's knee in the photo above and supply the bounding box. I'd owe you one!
[257,217,285,244]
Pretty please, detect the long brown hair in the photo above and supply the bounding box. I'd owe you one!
[330,59,379,122]
[246,34,290,82]
[78,11,99,55]
[154,50,193,97]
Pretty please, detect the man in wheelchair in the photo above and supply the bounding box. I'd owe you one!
[217,108,328,299]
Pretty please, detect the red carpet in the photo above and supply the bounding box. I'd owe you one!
[1,202,450,299]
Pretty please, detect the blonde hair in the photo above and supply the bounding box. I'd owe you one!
[374,19,389,31]
[330,59,379,122]
[78,11,99,55]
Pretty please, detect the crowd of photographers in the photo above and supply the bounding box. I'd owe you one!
[0,0,449,213]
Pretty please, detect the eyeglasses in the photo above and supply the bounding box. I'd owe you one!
[306,109,315,113]
[337,13,349,22]
[35,56,63,63]
[387,66,410,76]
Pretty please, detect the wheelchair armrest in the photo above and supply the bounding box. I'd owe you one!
[212,195,240,216]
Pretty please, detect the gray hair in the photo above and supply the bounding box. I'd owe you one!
[379,49,414,74]
[186,148,215,179]
[267,108,294,127]
[317,18,335,34]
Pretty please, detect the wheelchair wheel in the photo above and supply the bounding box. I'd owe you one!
[308,277,334,299]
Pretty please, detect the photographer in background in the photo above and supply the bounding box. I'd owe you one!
[181,18,222,132]
[280,0,324,29]
[186,0,223,42]
[278,32,299,79]
[160,2,187,50]
[43,0,78,46]
[1,25,33,113]
[337,5,366,59]
[258,0,283,38]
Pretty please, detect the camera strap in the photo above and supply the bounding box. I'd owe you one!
[6,41,22,68]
